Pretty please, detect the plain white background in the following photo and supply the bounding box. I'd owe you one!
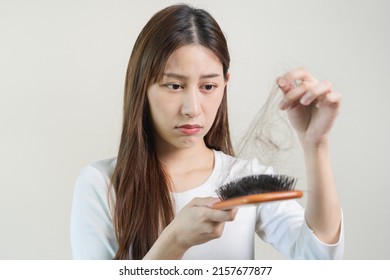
[1,0,389,259]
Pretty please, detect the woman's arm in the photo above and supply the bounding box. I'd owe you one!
[71,165,118,259]
[301,139,341,243]
[277,68,342,244]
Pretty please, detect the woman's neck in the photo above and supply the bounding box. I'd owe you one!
[156,142,215,192]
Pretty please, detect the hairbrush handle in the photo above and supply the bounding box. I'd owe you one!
[213,190,303,210]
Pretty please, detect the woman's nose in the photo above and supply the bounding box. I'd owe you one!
[181,89,201,117]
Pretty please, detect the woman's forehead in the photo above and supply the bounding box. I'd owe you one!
[163,45,224,78]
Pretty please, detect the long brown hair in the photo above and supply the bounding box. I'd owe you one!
[111,4,233,260]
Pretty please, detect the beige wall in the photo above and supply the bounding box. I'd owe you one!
[1,0,389,259]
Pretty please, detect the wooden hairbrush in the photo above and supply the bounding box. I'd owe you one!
[213,174,303,210]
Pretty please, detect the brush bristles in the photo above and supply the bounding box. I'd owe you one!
[216,174,297,200]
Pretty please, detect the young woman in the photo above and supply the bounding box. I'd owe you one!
[71,4,344,260]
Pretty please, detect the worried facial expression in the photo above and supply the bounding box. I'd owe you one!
[147,45,228,150]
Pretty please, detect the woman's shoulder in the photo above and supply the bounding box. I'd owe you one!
[74,157,117,195]
[88,157,117,179]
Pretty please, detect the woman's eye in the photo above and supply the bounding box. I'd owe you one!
[201,84,216,92]
[166,83,183,90]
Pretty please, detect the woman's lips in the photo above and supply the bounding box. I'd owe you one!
[176,124,203,135]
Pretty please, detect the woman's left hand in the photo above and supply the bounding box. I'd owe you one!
[277,67,341,147]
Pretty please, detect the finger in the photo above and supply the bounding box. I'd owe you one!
[300,80,332,106]
[190,197,238,222]
[208,222,226,238]
[191,197,221,208]
[205,207,238,223]
[283,67,316,83]
[316,91,342,109]
[279,80,312,110]
[276,76,294,93]
[277,67,317,93]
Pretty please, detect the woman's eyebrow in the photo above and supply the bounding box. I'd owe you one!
[163,72,220,80]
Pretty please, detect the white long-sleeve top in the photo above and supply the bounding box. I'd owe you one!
[70,150,344,259]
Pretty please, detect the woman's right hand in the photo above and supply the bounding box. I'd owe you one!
[143,197,238,259]
[169,197,238,249]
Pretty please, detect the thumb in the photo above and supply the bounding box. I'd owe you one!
[276,77,293,93]
[190,197,221,208]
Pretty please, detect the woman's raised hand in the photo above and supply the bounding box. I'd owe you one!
[277,67,341,147]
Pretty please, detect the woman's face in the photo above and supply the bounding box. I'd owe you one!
[147,45,227,151]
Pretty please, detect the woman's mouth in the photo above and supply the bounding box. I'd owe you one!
[176,124,203,135]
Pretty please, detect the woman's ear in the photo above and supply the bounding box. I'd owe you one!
[225,72,230,84]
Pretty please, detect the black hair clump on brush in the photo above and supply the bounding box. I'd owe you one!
[216,174,297,200]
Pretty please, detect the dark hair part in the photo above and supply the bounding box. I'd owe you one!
[111,4,233,259]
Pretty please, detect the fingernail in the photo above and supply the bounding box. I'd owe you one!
[277,77,287,87]
[300,95,310,105]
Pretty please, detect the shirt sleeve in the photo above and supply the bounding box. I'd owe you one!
[255,200,345,259]
[70,165,117,259]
